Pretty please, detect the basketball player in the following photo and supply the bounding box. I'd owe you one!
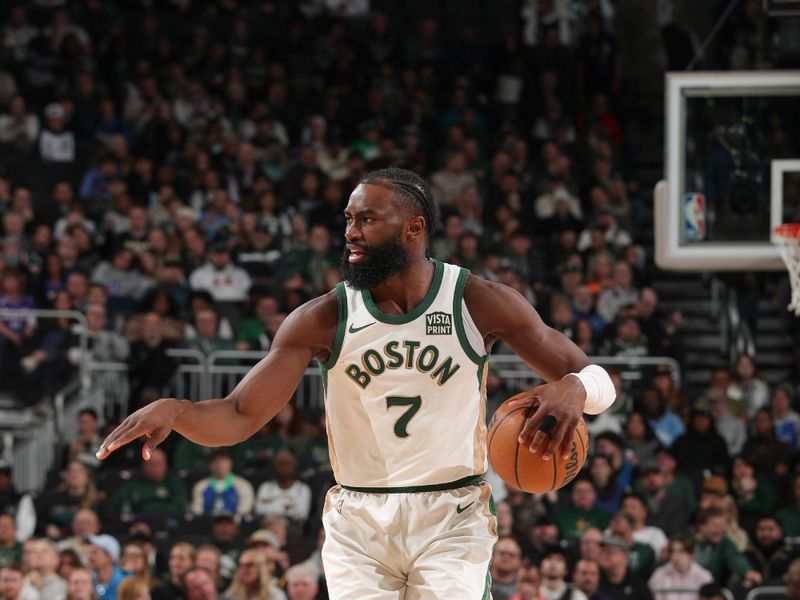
[97,168,615,598]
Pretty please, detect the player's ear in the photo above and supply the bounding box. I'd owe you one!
[406,215,426,242]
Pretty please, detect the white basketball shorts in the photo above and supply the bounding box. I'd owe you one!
[321,477,498,599]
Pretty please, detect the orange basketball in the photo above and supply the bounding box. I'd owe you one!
[487,392,589,493]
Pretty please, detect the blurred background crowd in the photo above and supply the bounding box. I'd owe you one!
[0,1,799,599]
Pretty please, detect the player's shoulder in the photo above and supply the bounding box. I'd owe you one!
[462,273,513,307]
[279,287,340,343]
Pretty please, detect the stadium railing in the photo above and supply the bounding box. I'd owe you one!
[651,588,734,600]
[4,345,682,493]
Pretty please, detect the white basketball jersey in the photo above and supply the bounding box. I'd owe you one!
[320,260,489,489]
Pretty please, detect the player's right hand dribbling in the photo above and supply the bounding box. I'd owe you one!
[96,398,189,461]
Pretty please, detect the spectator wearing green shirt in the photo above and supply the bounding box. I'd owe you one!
[186,308,235,358]
[554,479,611,541]
[235,295,282,351]
[0,514,21,567]
[607,511,656,579]
[108,449,187,520]
[730,455,774,532]
[693,508,762,588]
[777,473,800,536]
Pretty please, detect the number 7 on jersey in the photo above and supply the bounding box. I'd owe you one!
[386,395,422,438]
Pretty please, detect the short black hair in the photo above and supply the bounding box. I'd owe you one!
[79,408,98,420]
[359,168,439,238]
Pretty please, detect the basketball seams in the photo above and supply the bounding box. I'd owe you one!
[487,405,528,490]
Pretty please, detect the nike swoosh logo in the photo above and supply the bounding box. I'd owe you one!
[456,501,474,514]
[349,322,376,333]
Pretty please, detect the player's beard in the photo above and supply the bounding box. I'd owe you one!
[339,237,409,290]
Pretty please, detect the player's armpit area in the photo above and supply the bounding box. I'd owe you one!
[462,275,589,382]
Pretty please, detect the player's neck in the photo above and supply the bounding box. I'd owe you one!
[368,256,435,314]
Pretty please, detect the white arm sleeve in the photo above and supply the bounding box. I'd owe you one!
[569,364,616,415]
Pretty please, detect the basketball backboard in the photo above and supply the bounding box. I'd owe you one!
[655,71,800,271]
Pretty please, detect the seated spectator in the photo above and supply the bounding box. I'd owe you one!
[189,243,251,304]
[638,464,690,539]
[191,450,254,518]
[572,559,603,600]
[284,563,318,600]
[77,302,129,363]
[120,541,155,590]
[91,248,151,315]
[62,409,102,468]
[595,432,634,489]
[600,315,648,361]
[195,545,225,593]
[596,261,638,325]
[671,409,729,478]
[127,313,177,412]
[693,509,761,587]
[37,460,103,538]
[183,566,219,600]
[235,295,281,351]
[39,103,75,163]
[720,493,749,553]
[86,534,125,600]
[0,514,21,566]
[23,538,67,600]
[538,551,586,600]
[209,514,244,579]
[254,450,312,525]
[107,449,187,521]
[623,411,659,468]
[648,536,712,600]
[431,151,476,206]
[731,455,774,531]
[186,309,235,358]
[652,446,696,511]
[727,353,770,418]
[777,473,800,536]
[65,566,96,600]
[224,549,285,600]
[579,528,604,565]
[490,537,522,600]
[289,224,339,297]
[57,508,100,560]
[152,542,195,600]
[608,510,656,579]
[0,563,31,600]
[742,408,792,478]
[553,479,610,541]
[772,385,800,452]
[745,516,800,582]
[588,455,624,515]
[707,391,747,457]
[597,536,652,600]
[641,387,684,449]
[0,96,39,151]
[0,269,36,381]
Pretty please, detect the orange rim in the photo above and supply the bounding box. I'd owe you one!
[773,223,800,240]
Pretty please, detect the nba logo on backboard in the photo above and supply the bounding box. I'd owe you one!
[683,193,706,241]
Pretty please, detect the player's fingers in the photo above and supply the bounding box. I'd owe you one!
[506,394,537,409]
[99,419,149,458]
[142,428,170,461]
[530,414,558,459]
[545,424,568,461]
[96,419,136,459]
[517,403,543,443]
[559,422,577,460]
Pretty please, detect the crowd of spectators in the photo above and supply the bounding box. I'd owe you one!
[0,1,798,600]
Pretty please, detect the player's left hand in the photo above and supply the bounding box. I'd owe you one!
[506,376,586,461]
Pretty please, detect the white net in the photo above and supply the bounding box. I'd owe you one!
[773,224,800,316]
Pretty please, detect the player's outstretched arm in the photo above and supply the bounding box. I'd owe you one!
[97,291,339,461]
[465,275,612,460]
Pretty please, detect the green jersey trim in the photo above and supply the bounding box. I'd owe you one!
[360,260,444,324]
[454,267,485,365]
[341,473,483,494]
[321,282,348,370]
